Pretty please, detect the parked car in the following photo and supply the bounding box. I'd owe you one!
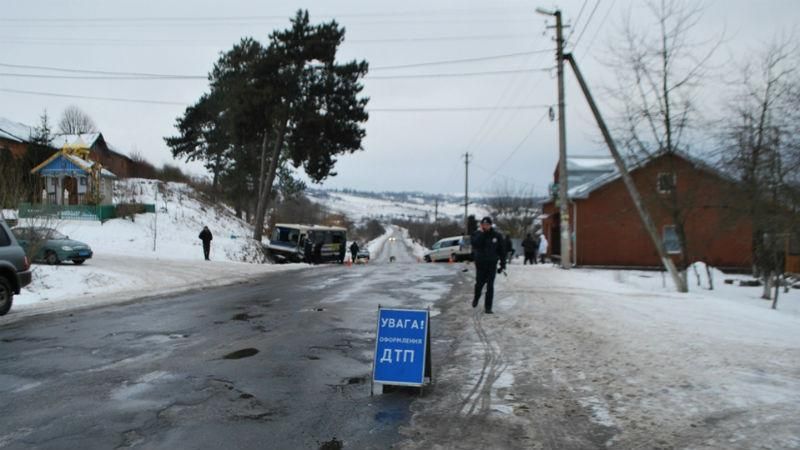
[11,227,93,265]
[424,235,472,262]
[356,248,371,263]
[0,219,32,315]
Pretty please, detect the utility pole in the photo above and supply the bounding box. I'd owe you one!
[537,7,571,269]
[463,152,471,234]
[565,53,687,293]
[434,198,439,222]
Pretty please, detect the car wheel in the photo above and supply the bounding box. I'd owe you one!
[73,259,85,265]
[0,277,12,316]
[45,251,60,265]
[424,255,431,263]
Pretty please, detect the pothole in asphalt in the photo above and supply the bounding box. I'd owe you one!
[231,313,264,321]
[346,376,366,385]
[306,355,321,361]
[223,348,259,360]
[319,437,343,450]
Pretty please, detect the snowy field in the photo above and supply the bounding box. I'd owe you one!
[307,190,490,222]
[401,264,800,449]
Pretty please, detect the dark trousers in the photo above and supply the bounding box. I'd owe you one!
[524,252,536,265]
[202,242,211,260]
[474,262,497,311]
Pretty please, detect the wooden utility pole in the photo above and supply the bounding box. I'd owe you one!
[537,7,571,269]
[565,53,687,292]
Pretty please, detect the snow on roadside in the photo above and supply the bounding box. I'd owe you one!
[7,255,305,321]
[401,265,800,448]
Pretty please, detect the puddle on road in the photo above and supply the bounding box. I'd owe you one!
[319,437,343,450]
[231,313,264,321]
[223,348,259,360]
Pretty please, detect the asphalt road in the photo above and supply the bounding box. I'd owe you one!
[0,230,461,449]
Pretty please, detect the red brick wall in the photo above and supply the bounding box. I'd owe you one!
[544,154,753,269]
[1,139,28,158]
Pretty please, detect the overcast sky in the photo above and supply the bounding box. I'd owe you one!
[1,1,798,196]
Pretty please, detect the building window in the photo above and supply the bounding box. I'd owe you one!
[657,172,676,194]
[663,225,681,254]
[80,177,87,186]
[51,178,59,187]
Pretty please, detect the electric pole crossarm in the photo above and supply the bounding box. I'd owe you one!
[565,53,687,292]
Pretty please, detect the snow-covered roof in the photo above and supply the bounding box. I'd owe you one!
[50,133,102,149]
[0,117,34,143]
[31,150,116,178]
[566,150,731,200]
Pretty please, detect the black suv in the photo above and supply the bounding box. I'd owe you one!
[0,219,32,315]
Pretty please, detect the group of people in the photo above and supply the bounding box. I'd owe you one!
[521,232,548,265]
[471,216,549,314]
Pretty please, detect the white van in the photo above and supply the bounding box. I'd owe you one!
[424,235,471,262]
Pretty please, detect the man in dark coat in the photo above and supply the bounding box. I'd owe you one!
[350,241,360,264]
[471,217,506,314]
[522,233,537,265]
[199,226,213,261]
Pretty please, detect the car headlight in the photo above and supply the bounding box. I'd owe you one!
[62,246,73,251]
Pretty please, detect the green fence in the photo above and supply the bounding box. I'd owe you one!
[18,203,155,222]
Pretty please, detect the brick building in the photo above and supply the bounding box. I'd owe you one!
[541,152,753,270]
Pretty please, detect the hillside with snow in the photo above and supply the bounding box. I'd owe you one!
[6,179,304,317]
[306,189,491,222]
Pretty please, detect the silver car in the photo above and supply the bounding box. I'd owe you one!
[0,219,32,315]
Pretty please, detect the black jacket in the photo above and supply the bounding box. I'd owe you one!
[471,229,506,267]
[199,229,213,243]
[350,243,359,255]
[522,237,537,252]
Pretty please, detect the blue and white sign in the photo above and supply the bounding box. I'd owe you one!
[372,308,430,387]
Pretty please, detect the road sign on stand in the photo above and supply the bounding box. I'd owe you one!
[372,307,432,392]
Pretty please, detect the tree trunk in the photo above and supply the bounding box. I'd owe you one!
[762,272,772,300]
[253,118,288,243]
[253,131,272,242]
[705,263,714,290]
[772,273,780,309]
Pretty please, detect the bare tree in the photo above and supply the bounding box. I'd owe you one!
[487,181,540,238]
[606,0,721,288]
[718,38,800,307]
[58,105,98,135]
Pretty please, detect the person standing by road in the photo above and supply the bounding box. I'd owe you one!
[522,233,537,265]
[350,241,360,264]
[538,232,549,264]
[199,226,213,261]
[471,217,506,314]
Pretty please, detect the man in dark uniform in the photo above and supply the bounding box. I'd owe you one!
[471,216,506,314]
[350,241,360,264]
[199,226,213,261]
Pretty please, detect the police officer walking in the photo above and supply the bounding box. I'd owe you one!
[471,216,506,314]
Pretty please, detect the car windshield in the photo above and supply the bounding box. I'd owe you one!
[38,229,67,240]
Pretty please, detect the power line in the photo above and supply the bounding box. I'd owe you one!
[0,51,552,80]
[0,62,200,78]
[368,105,551,112]
[0,8,533,24]
[0,88,187,105]
[367,67,553,80]
[565,0,589,44]
[479,110,550,190]
[0,67,553,82]
[0,87,552,111]
[580,0,615,54]
[0,33,541,47]
[571,0,602,50]
[370,49,550,71]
